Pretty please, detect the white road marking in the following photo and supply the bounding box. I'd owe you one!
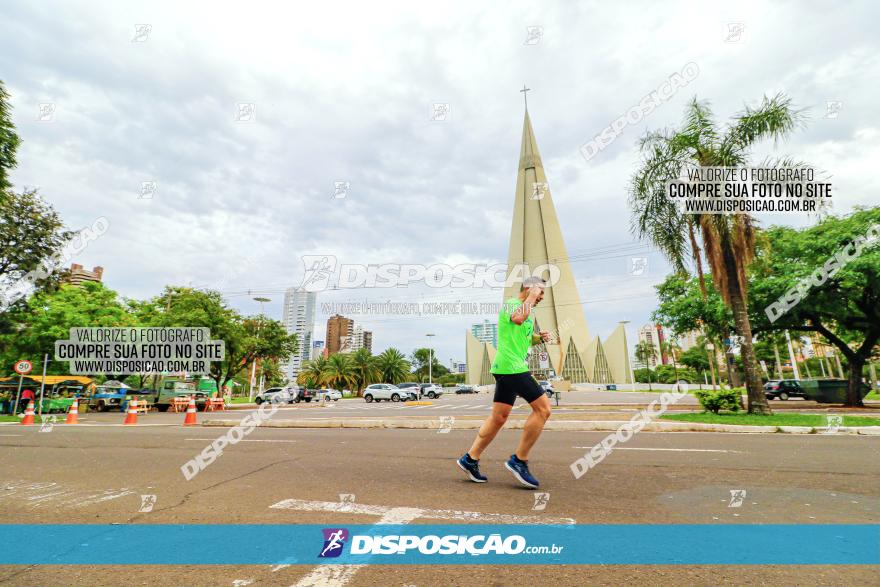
[0,434,22,437]
[184,438,298,443]
[573,446,739,453]
[273,499,571,587]
[2,481,134,508]
[270,498,575,525]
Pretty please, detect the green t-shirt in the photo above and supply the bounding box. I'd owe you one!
[490,297,534,374]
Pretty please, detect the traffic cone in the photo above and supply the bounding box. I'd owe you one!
[123,398,138,425]
[21,401,35,426]
[65,399,79,424]
[183,396,197,426]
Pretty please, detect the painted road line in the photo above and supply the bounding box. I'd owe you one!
[185,438,298,443]
[270,498,576,525]
[574,446,740,453]
[271,498,574,587]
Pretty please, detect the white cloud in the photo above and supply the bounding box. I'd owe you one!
[2,0,878,363]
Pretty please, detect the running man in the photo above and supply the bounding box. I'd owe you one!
[457,276,552,488]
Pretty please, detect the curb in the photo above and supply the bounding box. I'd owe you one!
[201,418,880,434]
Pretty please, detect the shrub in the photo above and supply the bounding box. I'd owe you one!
[694,388,742,414]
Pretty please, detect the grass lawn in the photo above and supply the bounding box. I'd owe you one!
[661,412,880,427]
[866,391,880,400]
[229,397,254,404]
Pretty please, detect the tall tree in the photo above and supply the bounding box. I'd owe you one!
[0,80,21,192]
[376,348,411,384]
[749,207,880,406]
[298,356,329,388]
[154,287,298,395]
[631,94,804,413]
[350,348,381,395]
[652,272,732,387]
[634,341,657,390]
[321,353,357,391]
[0,282,134,375]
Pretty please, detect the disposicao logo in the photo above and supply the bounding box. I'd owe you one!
[319,528,349,558]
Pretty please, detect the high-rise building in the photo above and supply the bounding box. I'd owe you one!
[64,264,104,286]
[326,314,372,354]
[466,100,631,385]
[637,323,666,368]
[471,319,498,348]
[282,287,316,379]
[346,325,373,353]
[311,340,325,360]
[326,314,354,354]
[676,329,701,352]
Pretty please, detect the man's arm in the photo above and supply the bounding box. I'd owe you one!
[510,285,542,325]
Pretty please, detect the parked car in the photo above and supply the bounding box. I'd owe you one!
[295,389,317,403]
[764,380,808,400]
[315,389,342,401]
[255,386,299,405]
[538,380,554,397]
[396,382,421,401]
[419,383,443,399]
[455,384,476,394]
[363,383,407,403]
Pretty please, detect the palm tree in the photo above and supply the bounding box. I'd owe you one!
[350,348,381,395]
[661,339,681,383]
[376,348,411,384]
[630,94,804,414]
[634,341,657,391]
[297,356,329,388]
[322,353,358,391]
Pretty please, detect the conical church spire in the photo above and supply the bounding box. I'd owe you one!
[504,100,594,380]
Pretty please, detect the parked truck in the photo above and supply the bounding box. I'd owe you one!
[153,380,210,412]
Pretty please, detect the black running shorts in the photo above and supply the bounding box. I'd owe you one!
[492,372,545,406]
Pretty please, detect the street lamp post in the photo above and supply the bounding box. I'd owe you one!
[251,297,272,399]
[426,334,436,391]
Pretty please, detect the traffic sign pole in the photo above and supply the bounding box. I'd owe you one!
[38,354,48,417]
[13,374,24,416]
[11,360,33,416]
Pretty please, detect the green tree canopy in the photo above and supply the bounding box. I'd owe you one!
[749,207,880,405]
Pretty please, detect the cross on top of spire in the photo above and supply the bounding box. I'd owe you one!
[520,85,531,110]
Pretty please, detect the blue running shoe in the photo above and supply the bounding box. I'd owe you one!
[457,453,487,483]
[505,454,539,489]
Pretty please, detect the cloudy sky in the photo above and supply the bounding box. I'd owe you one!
[3,0,878,365]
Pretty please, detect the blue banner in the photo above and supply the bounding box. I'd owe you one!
[1,524,876,565]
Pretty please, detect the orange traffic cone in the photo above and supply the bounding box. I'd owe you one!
[123,398,138,425]
[20,401,35,426]
[183,396,197,426]
[65,399,79,424]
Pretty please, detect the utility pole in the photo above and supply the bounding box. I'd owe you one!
[426,334,436,386]
[785,330,800,380]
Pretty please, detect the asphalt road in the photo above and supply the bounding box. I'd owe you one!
[44,390,878,426]
[1,421,878,586]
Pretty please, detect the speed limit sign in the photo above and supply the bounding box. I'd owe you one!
[538,352,550,369]
[14,360,33,375]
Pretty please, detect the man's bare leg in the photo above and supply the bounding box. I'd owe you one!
[514,394,551,461]
[467,402,512,460]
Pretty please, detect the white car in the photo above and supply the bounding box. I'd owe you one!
[315,389,342,401]
[419,383,444,399]
[363,383,407,403]
[254,386,297,405]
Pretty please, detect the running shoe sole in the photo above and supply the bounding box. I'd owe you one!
[457,459,487,483]
[505,461,539,489]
